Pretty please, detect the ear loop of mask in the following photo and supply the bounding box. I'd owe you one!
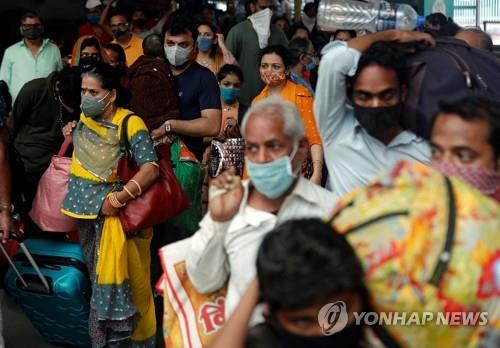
[289,141,301,176]
[99,90,113,110]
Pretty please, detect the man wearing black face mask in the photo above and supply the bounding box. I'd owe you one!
[130,8,171,40]
[0,11,62,103]
[8,67,81,231]
[108,8,143,66]
[314,30,435,200]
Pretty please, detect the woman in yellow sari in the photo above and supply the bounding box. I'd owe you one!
[61,63,159,347]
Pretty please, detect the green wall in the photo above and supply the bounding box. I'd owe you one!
[423,0,453,17]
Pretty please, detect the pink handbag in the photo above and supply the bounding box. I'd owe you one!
[29,137,77,232]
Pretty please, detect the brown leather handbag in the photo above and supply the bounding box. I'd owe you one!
[117,114,189,233]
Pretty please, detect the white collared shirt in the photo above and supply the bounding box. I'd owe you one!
[314,41,431,200]
[186,178,336,319]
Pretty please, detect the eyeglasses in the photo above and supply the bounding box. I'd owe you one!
[21,24,43,30]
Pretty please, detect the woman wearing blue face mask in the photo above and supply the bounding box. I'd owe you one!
[200,64,247,214]
[195,21,237,75]
[288,37,317,96]
[216,64,248,139]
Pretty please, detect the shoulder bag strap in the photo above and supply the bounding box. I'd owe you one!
[119,113,136,156]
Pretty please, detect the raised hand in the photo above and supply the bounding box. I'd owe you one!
[209,167,244,222]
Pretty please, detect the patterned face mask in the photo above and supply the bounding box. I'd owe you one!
[432,162,500,198]
[260,70,287,87]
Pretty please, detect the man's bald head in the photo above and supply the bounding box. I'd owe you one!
[455,29,493,52]
[143,34,164,58]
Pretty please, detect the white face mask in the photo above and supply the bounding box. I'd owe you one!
[164,45,192,67]
[248,8,272,49]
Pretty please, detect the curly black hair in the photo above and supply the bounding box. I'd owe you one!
[163,13,198,43]
[257,218,367,310]
[357,42,407,86]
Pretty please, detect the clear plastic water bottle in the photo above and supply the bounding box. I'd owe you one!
[317,0,426,32]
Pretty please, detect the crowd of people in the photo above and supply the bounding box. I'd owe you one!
[0,0,499,347]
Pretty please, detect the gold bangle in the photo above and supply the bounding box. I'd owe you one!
[123,186,136,199]
[107,195,119,209]
[129,179,142,196]
[108,194,119,208]
[114,192,126,207]
[109,192,126,208]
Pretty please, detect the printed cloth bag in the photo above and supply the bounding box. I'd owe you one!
[157,238,227,348]
[328,161,500,348]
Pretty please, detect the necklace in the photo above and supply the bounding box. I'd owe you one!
[199,58,212,68]
[222,102,238,112]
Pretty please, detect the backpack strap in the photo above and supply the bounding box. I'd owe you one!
[429,176,456,286]
[369,320,402,348]
[372,176,456,345]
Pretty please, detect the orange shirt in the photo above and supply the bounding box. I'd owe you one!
[252,80,322,146]
[113,33,143,67]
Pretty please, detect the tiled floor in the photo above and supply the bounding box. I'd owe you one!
[1,290,60,348]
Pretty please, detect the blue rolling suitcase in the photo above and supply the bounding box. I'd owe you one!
[2,238,91,347]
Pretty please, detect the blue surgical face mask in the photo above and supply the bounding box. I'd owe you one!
[80,91,111,119]
[305,56,318,71]
[220,86,240,103]
[246,143,298,199]
[87,14,100,25]
[197,36,214,53]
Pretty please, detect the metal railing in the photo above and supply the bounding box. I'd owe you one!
[453,0,500,27]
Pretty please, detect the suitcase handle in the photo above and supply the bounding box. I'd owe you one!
[16,274,53,295]
[0,225,51,294]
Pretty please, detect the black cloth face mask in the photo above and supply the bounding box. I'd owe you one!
[79,56,100,70]
[353,103,402,137]
[112,28,129,40]
[23,26,44,40]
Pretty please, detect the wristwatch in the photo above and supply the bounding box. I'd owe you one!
[164,120,172,134]
[0,203,13,214]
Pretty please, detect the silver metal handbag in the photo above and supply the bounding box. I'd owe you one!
[208,138,245,178]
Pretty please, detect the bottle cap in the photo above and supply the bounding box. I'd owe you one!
[416,16,426,29]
